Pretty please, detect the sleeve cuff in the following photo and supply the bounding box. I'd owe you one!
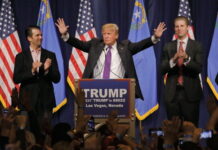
[169,58,176,68]
[184,56,191,66]
[61,32,70,42]
[151,35,160,44]
[44,70,49,75]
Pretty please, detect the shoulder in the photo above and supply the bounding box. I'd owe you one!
[120,40,131,45]
[188,39,203,49]
[164,40,176,48]
[41,48,55,56]
[188,39,202,45]
[91,38,103,44]
[15,49,29,58]
[167,40,176,45]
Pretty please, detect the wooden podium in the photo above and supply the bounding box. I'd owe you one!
[74,78,136,137]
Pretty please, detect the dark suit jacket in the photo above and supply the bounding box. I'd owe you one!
[161,39,203,102]
[66,36,154,99]
[13,48,60,114]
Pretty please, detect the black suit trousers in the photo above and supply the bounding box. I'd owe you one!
[165,86,200,126]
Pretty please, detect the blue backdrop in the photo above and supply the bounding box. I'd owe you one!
[1,0,218,131]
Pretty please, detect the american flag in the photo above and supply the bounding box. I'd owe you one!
[173,0,195,40]
[67,0,96,93]
[0,0,21,107]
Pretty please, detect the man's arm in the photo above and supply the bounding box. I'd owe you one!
[127,37,154,55]
[44,52,60,83]
[184,41,203,74]
[66,36,93,52]
[13,53,36,84]
[128,22,166,54]
[161,43,173,75]
[56,18,92,52]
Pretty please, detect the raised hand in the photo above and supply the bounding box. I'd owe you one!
[207,107,218,131]
[55,18,69,35]
[162,116,181,145]
[106,110,119,134]
[74,88,90,133]
[75,88,85,108]
[153,22,167,38]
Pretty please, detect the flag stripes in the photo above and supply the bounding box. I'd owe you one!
[0,31,21,107]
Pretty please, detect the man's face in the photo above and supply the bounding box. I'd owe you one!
[28,28,42,47]
[102,28,118,46]
[174,19,189,40]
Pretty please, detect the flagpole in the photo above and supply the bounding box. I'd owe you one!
[139,120,142,132]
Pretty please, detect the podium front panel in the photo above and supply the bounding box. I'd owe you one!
[74,79,136,137]
[78,79,131,118]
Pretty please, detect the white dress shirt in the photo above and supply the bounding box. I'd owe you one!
[169,36,191,68]
[62,33,160,78]
[93,42,125,79]
[30,47,41,73]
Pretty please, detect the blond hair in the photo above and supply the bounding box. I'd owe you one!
[102,23,119,34]
[174,16,190,26]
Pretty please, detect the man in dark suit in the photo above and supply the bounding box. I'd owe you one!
[56,18,166,100]
[13,25,60,117]
[161,16,203,126]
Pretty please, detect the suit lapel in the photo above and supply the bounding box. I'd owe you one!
[117,43,126,67]
[170,41,177,57]
[25,49,34,69]
[40,49,47,63]
[185,39,192,56]
[90,43,105,69]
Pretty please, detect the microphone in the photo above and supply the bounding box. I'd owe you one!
[93,47,124,79]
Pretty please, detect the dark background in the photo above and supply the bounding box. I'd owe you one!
[1,0,218,132]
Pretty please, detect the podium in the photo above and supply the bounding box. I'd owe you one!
[74,78,136,137]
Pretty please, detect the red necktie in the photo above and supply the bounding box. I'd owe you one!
[177,41,184,85]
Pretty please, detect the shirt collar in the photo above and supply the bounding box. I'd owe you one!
[30,46,41,53]
[177,36,188,45]
[105,42,117,50]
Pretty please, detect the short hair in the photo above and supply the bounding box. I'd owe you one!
[25,25,41,39]
[102,23,119,34]
[174,16,190,26]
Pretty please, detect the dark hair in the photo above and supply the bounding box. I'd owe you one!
[174,16,190,26]
[25,25,40,39]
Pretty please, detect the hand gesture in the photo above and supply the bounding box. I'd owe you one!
[178,50,188,59]
[173,51,188,63]
[153,22,167,38]
[32,61,42,73]
[55,18,69,35]
[207,107,218,130]
[75,88,85,108]
[182,121,196,135]
[162,116,181,144]
[44,58,52,71]
[74,88,90,133]
[106,110,119,134]
[173,52,180,62]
